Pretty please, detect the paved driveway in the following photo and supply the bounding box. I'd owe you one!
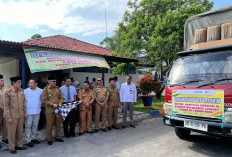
[1,117,232,157]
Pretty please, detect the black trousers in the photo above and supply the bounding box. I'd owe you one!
[63,108,77,136]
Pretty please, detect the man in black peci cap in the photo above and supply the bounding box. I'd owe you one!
[78,81,95,135]
[42,75,64,145]
[4,76,27,154]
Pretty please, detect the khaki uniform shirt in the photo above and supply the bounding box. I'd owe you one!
[93,85,109,102]
[78,89,95,111]
[42,86,63,114]
[0,87,6,110]
[107,85,120,107]
[4,87,26,119]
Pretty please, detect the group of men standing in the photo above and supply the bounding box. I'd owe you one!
[0,74,137,154]
[1,76,43,154]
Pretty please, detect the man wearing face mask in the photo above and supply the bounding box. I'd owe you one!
[42,75,64,145]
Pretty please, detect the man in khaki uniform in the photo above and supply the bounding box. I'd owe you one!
[4,76,27,154]
[93,77,109,132]
[78,81,95,135]
[42,75,64,145]
[0,75,8,147]
[107,78,121,130]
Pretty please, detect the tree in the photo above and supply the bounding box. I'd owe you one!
[109,51,136,75]
[100,0,213,75]
[147,2,212,75]
[30,34,42,39]
[100,32,121,52]
[112,62,136,75]
[119,0,213,59]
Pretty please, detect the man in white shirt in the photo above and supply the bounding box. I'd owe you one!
[120,76,137,129]
[24,78,43,147]
[114,76,120,90]
[60,77,77,138]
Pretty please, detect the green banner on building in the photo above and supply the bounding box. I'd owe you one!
[23,46,110,73]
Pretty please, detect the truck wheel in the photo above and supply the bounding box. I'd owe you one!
[175,127,191,139]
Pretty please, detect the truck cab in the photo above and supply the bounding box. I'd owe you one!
[163,45,232,139]
[163,6,232,139]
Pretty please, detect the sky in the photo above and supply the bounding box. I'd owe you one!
[0,0,231,46]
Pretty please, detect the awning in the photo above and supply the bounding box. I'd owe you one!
[23,46,110,73]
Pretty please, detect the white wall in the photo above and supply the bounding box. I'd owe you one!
[0,59,19,88]
[70,70,139,87]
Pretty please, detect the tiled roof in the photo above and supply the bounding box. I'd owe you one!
[22,35,112,55]
[0,39,138,63]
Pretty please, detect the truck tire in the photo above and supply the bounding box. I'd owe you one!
[175,127,191,139]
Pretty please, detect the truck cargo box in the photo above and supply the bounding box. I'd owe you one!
[184,5,232,50]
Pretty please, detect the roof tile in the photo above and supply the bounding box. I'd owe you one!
[22,35,112,55]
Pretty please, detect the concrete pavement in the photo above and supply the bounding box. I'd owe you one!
[1,117,232,157]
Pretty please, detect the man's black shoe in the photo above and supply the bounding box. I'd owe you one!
[55,139,64,142]
[122,125,126,129]
[87,131,94,134]
[94,129,99,133]
[130,124,136,128]
[10,150,17,154]
[48,141,53,145]
[26,142,34,147]
[70,134,76,137]
[15,146,27,150]
[65,135,70,138]
[102,129,107,132]
[32,139,41,144]
[79,133,83,136]
[108,127,112,130]
[0,144,2,149]
[3,140,8,144]
[112,125,119,129]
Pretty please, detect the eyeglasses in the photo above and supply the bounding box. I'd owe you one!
[52,81,57,82]
[97,80,102,81]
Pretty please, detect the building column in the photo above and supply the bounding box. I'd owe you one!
[127,63,130,76]
[22,51,26,89]
[102,68,105,85]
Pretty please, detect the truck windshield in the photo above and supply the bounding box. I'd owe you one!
[168,51,232,86]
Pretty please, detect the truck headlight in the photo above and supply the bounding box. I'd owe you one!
[225,108,232,123]
[163,103,172,116]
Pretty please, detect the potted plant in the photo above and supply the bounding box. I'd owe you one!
[153,71,166,99]
[137,73,155,107]
[154,80,165,99]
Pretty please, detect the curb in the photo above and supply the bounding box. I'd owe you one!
[149,109,164,116]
